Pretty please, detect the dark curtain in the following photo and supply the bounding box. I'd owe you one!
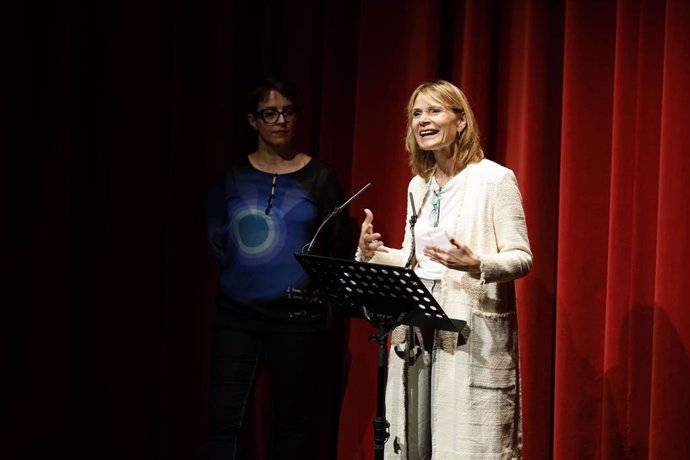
[6,1,690,459]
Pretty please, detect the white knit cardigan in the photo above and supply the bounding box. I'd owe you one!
[357,159,532,460]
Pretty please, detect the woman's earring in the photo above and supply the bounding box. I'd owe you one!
[456,124,466,141]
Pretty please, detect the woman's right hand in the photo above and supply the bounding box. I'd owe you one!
[358,208,387,258]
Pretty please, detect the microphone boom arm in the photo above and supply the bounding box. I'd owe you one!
[303,182,372,254]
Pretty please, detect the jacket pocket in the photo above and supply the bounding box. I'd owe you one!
[468,309,516,390]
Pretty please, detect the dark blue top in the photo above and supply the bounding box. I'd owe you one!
[207,155,349,331]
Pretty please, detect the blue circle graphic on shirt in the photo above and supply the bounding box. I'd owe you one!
[225,205,303,300]
[222,180,316,301]
[232,208,280,262]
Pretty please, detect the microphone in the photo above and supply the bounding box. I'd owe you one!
[404,191,417,269]
[409,192,418,223]
[303,182,372,254]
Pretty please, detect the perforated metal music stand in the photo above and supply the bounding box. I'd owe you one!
[294,253,466,460]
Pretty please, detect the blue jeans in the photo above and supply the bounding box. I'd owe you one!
[205,321,325,460]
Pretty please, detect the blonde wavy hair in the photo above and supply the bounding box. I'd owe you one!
[405,80,484,180]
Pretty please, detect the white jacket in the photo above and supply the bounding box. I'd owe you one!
[359,159,532,460]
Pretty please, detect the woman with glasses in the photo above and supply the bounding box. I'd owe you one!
[356,80,532,459]
[206,77,349,460]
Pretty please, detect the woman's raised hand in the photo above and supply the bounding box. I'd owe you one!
[358,209,387,258]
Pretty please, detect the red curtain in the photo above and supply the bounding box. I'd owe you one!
[8,0,689,458]
[337,1,690,459]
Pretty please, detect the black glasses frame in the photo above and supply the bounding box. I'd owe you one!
[253,108,299,124]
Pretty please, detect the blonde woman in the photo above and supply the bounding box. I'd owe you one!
[357,80,532,459]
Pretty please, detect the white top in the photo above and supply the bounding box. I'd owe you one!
[414,175,463,280]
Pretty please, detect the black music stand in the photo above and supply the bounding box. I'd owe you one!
[294,253,466,460]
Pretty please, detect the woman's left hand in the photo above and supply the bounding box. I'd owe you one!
[423,236,481,273]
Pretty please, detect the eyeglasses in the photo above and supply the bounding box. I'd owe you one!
[429,185,442,227]
[254,108,299,124]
